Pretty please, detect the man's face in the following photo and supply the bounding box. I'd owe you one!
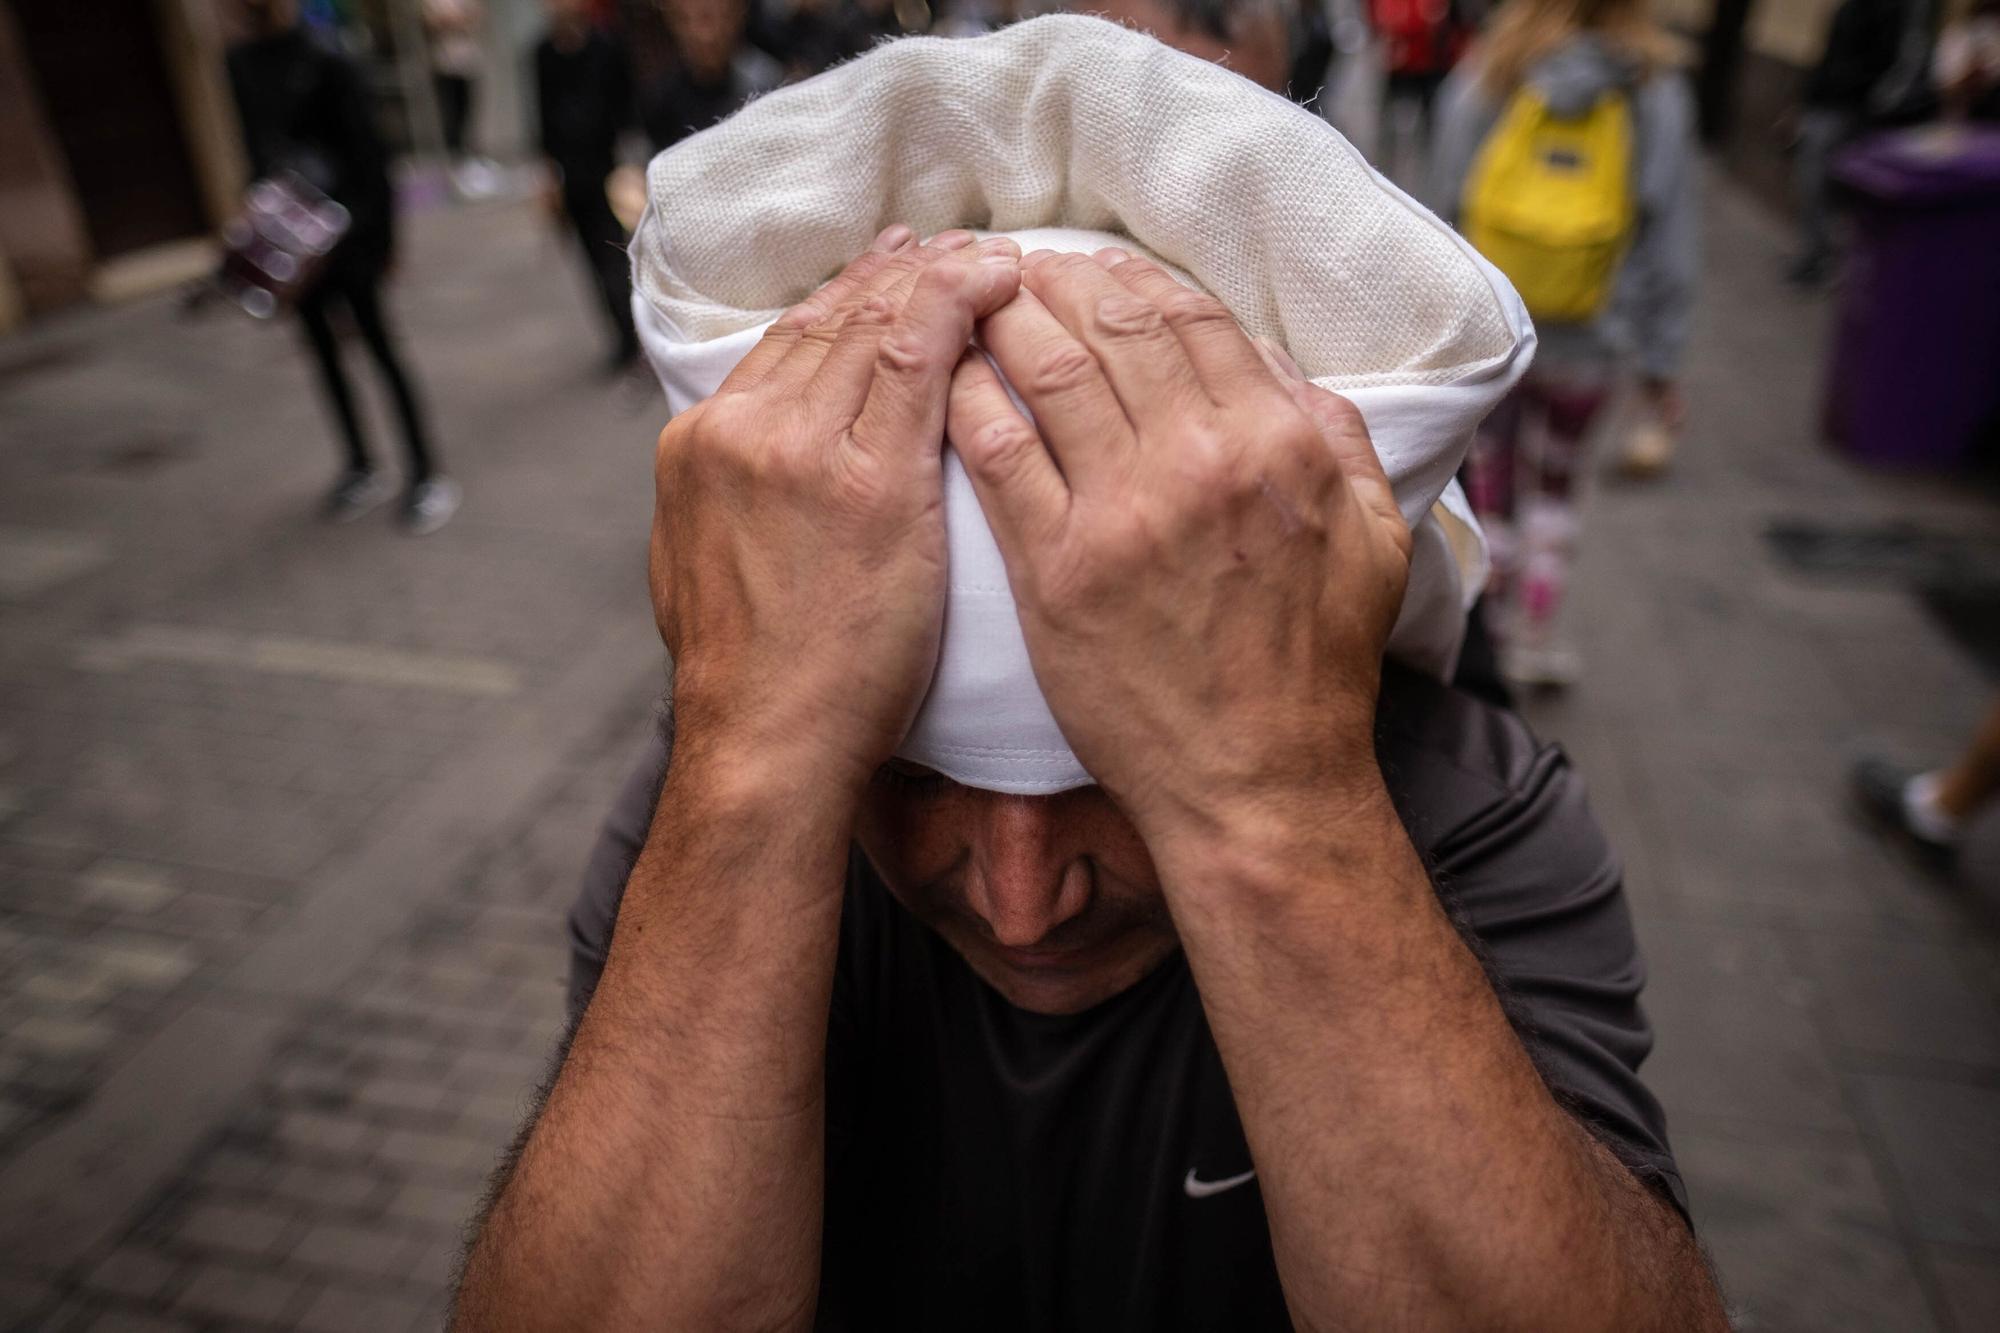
[855,765,1181,1015]
[233,0,298,33]
[1090,0,1292,92]
[663,0,744,80]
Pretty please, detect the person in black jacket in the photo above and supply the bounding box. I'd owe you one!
[226,0,459,533]
[1788,0,1932,284]
[534,0,640,371]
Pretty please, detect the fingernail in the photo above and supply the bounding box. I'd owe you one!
[975,237,1020,264]
[931,230,976,251]
[1092,247,1130,268]
[873,224,913,252]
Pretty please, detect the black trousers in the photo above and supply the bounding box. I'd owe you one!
[561,178,638,360]
[294,264,437,483]
[435,73,474,157]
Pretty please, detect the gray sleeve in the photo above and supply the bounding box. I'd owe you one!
[1425,65,1500,225]
[565,730,670,1022]
[1615,74,1701,381]
[1425,739,1689,1222]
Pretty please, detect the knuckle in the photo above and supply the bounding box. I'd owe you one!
[1089,293,1165,339]
[964,415,1041,469]
[1160,289,1233,332]
[1021,342,1101,398]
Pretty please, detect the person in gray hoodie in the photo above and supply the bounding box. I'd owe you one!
[1427,0,1699,685]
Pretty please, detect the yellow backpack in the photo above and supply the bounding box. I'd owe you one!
[1461,86,1636,322]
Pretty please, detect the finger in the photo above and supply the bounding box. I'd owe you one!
[1099,252,1270,398]
[848,247,1025,460]
[809,238,1020,422]
[1276,374,1403,530]
[722,226,915,392]
[948,348,1070,557]
[978,285,1136,485]
[759,239,966,400]
[1016,250,1205,428]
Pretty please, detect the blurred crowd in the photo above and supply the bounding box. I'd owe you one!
[210,0,1998,821]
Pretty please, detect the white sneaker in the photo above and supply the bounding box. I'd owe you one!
[401,478,461,536]
[1502,639,1582,690]
[324,469,393,523]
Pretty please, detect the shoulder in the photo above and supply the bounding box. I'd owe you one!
[1375,661,1564,827]
[1634,65,1696,134]
[1374,664,1618,921]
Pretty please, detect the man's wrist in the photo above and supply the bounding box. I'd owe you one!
[1143,745,1399,909]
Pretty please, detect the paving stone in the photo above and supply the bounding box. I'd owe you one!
[1676,1126,1937,1332]
[295,1282,434,1333]
[9,1015,117,1060]
[275,1109,381,1159]
[1928,1243,2000,1333]
[1854,1075,2000,1249]
[84,1246,182,1303]
[171,1264,310,1326]
[288,1220,424,1281]
[376,1128,503,1179]
[385,1181,485,1232]
[79,1308,199,1333]
[268,1161,392,1212]
[170,1198,295,1261]
[1798,933,2000,1067]
[77,861,179,915]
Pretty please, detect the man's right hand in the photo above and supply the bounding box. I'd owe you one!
[649,225,1023,804]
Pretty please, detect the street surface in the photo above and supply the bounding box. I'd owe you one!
[0,177,1995,1331]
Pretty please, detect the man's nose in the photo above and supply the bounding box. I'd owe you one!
[965,797,1091,949]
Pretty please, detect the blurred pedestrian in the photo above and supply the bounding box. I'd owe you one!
[1787,0,1929,285]
[226,0,460,534]
[1429,0,1698,685]
[1937,0,2000,120]
[424,0,499,195]
[534,0,641,372]
[1084,0,1295,91]
[1855,697,2000,872]
[1372,0,1468,176]
[642,0,782,154]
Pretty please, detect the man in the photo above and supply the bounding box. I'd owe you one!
[641,0,781,155]
[454,233,1726,1333]
[227,0,460,533]
[534,0,639,370]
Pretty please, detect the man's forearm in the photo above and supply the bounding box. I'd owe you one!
[1155,770,1725,1333]
[453,753,848,1332]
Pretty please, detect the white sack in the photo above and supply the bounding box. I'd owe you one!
[631,13,1534,795]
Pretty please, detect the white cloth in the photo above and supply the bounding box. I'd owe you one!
[631,14,1534,795]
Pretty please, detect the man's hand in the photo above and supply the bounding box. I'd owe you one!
[946,248,1410,849]
[654,225,1022,803]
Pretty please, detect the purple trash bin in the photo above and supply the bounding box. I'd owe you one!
[1823,125,2000,470]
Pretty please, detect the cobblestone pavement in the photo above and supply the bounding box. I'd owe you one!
[0,173,1996,1332]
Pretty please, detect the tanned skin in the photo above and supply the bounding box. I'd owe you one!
[451,231,1728,1330]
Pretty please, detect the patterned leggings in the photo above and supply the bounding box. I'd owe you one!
[1462,362,1614,642]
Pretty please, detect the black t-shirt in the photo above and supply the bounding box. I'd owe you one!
[535,27,633,185]
[226,28,394,269]
[567,663,1686,1331]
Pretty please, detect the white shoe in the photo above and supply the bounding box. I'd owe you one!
[323,469,393,523]
[401,477,461,536]
[1502,639,1582,690]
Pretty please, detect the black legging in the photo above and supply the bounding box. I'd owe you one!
[562,179,638,360]
[295,265,436,482]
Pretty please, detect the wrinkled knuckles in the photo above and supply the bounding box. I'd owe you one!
[1157,289,1234,334]
[961,414,1046,479]
[1089,294,1168,340]
[1020,341,1104,399]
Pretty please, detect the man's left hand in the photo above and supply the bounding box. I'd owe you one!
[946,248,1411,852]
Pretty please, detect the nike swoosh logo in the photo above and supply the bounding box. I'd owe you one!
[1183,1166,1257,1199]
